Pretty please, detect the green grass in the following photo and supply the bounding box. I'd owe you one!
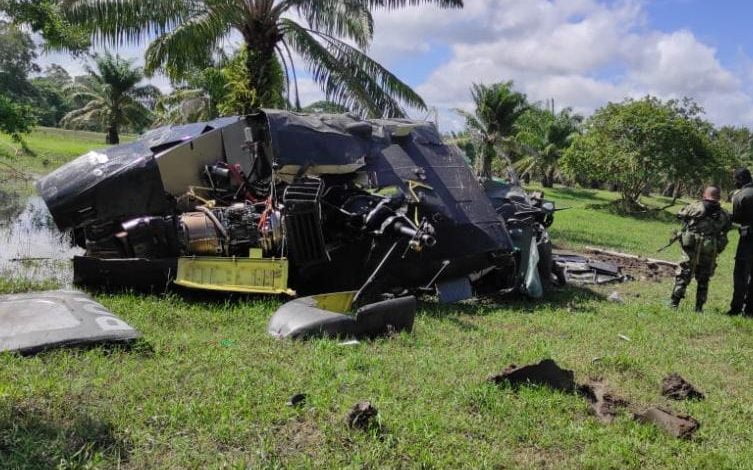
[0,127,135,196]
[2,129,753,468]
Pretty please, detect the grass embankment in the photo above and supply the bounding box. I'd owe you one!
[0,127,133,196]
[2,129,753,468]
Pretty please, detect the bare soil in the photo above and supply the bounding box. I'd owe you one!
[582,248,677,282]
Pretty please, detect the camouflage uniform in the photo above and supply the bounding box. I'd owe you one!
[671,200,731,311]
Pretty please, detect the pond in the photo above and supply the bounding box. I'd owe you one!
[0,189,83,287]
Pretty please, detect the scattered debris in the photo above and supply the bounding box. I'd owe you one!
[617,334,631,342]
[553,248,677,285]
[578,379,629,423]
[346,401,379,430]
[553,251,628,284]
[287,393,307,407]
[661,374,705,401]
[608,291,623,303]
[585,247,677,282]
[634,407,700,439]
[488,359,576,393]
[488,359,702,438]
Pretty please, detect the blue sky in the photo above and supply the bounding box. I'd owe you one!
[41,0,753,130]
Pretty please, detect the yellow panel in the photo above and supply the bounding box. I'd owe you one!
[310,291,356,313]
[175,257,295,295]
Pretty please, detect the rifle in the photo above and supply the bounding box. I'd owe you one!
[657,231,681,253]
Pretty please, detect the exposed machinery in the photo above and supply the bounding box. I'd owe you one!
[37,111,556,336]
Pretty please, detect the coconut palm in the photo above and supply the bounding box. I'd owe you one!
[514,107,582,188]
[455,82,528,179]
[61,53,158,143]
[68,0,463,117]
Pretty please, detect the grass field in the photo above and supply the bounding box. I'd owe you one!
[2,129,753,468]
[0,127,134,196]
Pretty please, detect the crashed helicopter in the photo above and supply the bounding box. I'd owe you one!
[36,110,557,338]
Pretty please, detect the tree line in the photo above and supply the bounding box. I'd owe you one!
[452,82,753,208]
[2,1,751,206]
[0,0,463,143]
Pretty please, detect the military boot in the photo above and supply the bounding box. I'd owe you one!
[695,282,709,313]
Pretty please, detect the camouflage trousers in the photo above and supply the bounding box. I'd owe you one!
[671,249,717,307]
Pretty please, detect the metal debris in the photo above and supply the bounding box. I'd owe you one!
[0,290,141,354]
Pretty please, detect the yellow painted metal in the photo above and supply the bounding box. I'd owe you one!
[310,291,356,313]
[175,256,295,295]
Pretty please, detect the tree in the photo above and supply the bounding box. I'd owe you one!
[302,100,350,114]
[0,20,39,140]
[455,82,528,179]
[715,126,753,166]
[62,53,159,144]
[0,0,90,51]
[562,96,716,208]
[513,106,582,187]
[68,0,462,116]
[30,65,74,126]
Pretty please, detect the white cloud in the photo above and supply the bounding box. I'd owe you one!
[34,0,753,130]
[370,0,753,130]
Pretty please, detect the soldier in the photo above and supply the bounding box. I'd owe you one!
[670,185,730,312]
[729,168,753,315]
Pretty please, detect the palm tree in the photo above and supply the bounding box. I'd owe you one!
[455,82,528,179]
[154,67,229,125]
[514,107,582,188]
[68,0,463,117]
[62,53,158,143]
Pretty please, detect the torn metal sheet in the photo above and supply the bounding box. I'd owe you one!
[0,290,140,354]
[553,251,628,284]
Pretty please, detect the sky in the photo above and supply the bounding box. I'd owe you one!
[38,0,753,131]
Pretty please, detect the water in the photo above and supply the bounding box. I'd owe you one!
[0,192,83,287]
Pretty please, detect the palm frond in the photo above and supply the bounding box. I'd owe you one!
[354,0,463,8]
[282,21,379,115]
[453,108,487,137]
[144,11,229,79]
[67,0,196,46]
[284,22,426,115]
[285,0,374,48]
[280,39,301,110]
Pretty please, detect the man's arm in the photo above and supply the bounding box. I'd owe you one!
[732,192,745,225]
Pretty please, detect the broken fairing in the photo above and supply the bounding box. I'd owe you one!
[0,290,141,354]
[37,110,555,306]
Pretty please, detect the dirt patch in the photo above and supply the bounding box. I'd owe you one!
[584,248,677,282]
[274,418,325,459]
[578,379,629,423]
[661,374,705,401]
[488,359,576,393]
[489,360,701,439]
[634,407,700,439]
